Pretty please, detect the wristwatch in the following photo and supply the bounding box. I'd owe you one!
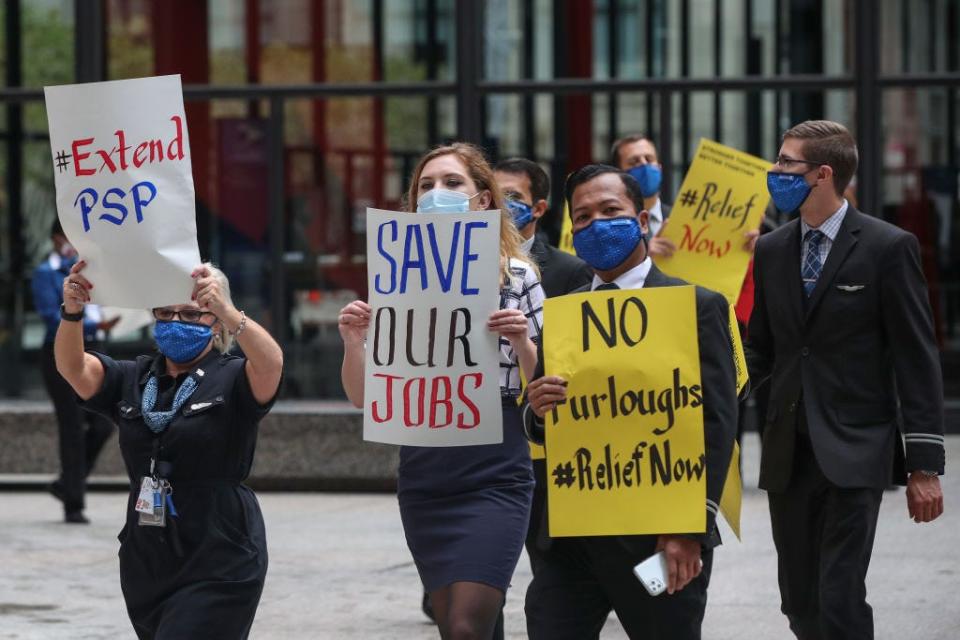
[60,303,84,322]
[914,469,939,478]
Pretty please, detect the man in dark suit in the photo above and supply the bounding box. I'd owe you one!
[494,158,593,576]
[522,164,738,639]
[747,120,945,640]
[495,157,594,300]
[612,134,675,258]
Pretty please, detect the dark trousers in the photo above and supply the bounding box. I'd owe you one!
[525,535,712,640]
[525,458,550,575]
[40,342,114,512]
[768,434,883,640]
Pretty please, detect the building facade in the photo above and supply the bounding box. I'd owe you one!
[1,0,958,401]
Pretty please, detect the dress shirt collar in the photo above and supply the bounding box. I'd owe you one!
[521,234,535,256]
[801,198,848,242]
[591,256,653,291]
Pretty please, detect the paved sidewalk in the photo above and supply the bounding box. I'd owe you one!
[1,435,959,639]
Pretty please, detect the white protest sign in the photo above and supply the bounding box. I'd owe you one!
[44,75,201,308]
[363,209,503,446]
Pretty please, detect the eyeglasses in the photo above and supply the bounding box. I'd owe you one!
[773,155,822,171]
[153,308,215,323]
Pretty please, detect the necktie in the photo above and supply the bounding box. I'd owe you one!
[802,229,825,297]
[595,282,620,291]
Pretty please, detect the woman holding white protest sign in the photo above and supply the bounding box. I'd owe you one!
[54,260,282,640]
[339,142,543,639]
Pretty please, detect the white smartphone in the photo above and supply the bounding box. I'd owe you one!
[633,550,669,596]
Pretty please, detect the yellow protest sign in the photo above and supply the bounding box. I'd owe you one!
[558,200,575,255]
[657,139,769,303]
[544,286,706,537]
[719,441,742,540]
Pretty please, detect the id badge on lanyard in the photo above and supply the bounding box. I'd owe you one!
[136,457,169,527]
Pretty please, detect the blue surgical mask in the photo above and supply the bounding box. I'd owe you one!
[506,199,534,230]
[154,320,213,364]
[416,189,477,214]
[573,216,645,271]
[627,165,663,198]
[767,171,815,213]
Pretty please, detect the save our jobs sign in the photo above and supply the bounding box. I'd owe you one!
[363,209,504,446]
[656,139,769,303]
[44,75,201,308]
[544,286,706,537]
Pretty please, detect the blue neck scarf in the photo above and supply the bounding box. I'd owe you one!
[141,375,199,433]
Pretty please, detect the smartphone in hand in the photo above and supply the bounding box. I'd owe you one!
[633,551,668,596]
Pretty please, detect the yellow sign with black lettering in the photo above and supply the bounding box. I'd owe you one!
[719,441,742,540]
[729,304,749,395]
[559,200,575,255]
[657,139,769,303]
[544,286,705,537]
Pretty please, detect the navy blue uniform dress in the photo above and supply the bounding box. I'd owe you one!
[398,259,544,593]
[81,349,276,640]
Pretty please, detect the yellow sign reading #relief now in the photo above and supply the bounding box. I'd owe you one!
[656,139,769,304]
[544,286,705,537]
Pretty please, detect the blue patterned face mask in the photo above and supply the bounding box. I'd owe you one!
[154,321,213,363]
[767,171,815,213]
[506,199,534,230]
[573,216,645,271]
[416,189,478,213]
[626,165,663,198]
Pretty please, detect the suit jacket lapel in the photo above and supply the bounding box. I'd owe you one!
[643,264,670,289]
[804,208,861,322]
[780,221,805,323]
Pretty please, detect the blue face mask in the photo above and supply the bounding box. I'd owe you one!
[573,216,645,271]
[627,165,663,198]
[506,199,534,230]
[767,171,815,213]
[154,320,213,364]
[416,189,476,214]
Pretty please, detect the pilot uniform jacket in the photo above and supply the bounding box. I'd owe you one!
[746,206,945,492]
[523,264,739,548]
[81,349,276,640]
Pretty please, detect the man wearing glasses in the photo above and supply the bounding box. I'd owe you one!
[747,120,945,639]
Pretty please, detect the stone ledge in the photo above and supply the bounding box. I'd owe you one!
[0,401,399,491]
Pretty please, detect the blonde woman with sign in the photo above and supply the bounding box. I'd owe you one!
[339,143,543,639]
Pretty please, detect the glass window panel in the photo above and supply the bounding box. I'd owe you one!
[22,0,73,88]
[880,87,960,382]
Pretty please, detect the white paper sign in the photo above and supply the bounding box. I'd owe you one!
[363,209,503,446]
[44,75,201,308]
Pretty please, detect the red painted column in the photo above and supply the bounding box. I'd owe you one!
[565,0,594,173]
[152,0,211,206]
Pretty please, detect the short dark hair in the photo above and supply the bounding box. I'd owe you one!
[782,120,858,197]
[50,217,64,238]
[565,164,645,215]
[494,157,551,203]
[610,134,657,167]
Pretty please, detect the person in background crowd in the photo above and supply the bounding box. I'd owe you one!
[494,156,592,574]
[31,218,118,524]
[339,143,544,640]
[495,157,594,299]
[611,134,676,258]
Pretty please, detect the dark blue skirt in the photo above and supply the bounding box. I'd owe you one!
[397,401,534,592]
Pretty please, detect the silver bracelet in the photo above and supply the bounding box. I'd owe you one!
[229,310,247,339]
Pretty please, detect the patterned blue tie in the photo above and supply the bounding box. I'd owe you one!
[802,230,825,297]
